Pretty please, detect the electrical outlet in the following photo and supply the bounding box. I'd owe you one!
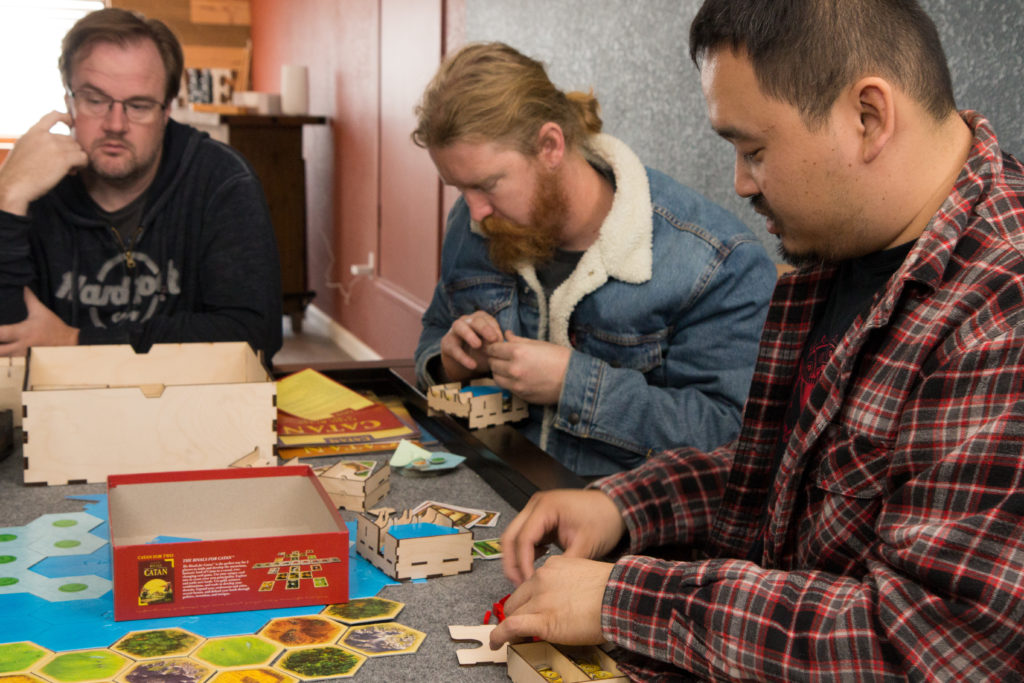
[350,252,375,276]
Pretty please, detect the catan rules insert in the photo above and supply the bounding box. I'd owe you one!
[107,466,348,621]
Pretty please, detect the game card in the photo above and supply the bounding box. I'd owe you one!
[472,538,503,559]
[411,500,496,528]
[474,510,500,527]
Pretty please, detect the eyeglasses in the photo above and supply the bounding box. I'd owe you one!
[69,89,166,124]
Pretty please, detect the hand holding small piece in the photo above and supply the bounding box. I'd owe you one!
[500,489,625,587]
[489,555,613,649]
[439,310,503,382]
[486,330,570,405]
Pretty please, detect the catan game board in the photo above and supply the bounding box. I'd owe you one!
[0,495,431,681]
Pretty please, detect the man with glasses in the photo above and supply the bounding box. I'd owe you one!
[0,8,281,361]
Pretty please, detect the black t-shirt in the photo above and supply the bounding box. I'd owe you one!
[534,162,615,298]
[97,191,147,247]
[747,241,915,561]
[536,248,584,298]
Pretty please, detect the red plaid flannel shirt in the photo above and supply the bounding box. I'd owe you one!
[595,112,1024,681]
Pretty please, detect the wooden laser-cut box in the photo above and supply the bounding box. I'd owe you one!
[0,355,25,429]
[508,642,628,682]
[314,459,391,511]
[22,342,276,485]
[426,379,528,429]
[355,506,473,580]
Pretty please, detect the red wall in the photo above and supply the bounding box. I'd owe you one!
[250,0,448,359]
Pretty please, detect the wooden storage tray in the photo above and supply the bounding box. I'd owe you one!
[22,342,275,485]
[508,641,627,682]
[356,506,473,580]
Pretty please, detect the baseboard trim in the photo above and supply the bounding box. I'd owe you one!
[303,305,382,361]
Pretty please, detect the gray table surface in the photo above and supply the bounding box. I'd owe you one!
[0,435,529,681]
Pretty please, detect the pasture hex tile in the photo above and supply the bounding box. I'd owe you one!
[193,636,281,669]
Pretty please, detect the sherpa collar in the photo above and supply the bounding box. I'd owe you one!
[468,133,653,281]
[576,132,654,284]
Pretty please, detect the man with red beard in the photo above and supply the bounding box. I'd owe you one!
[413,42,775,476]
[0,8,281,362]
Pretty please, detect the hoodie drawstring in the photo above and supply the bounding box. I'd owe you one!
[109,225,144,312]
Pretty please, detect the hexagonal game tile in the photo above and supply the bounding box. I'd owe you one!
[322,597,405,625]
[274,645,365,680]
[0,548,45,597]
[113,657,213,683]
[25,514,106,559]
[338,621,425,657]
[0,673,48,682]
[24,513,103,538]
[194,635,281,669]
[259,616,342,647]
[38,649,130,682]
[209,668,297,683]
[26,574,112,603]
[111,629,203,660]
[0,642,51,674]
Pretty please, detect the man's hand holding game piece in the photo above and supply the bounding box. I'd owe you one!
[500,488,625,586]
[440,310,503,382]
[486,331,571,405]
[488,555,613,648]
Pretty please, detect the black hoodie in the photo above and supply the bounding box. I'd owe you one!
[0,119,282,362]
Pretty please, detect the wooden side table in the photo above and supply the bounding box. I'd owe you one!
[172,110,327,332]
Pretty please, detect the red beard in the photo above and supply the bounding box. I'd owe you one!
[480,167,567,273]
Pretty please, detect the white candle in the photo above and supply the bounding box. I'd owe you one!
[281,64,309,115]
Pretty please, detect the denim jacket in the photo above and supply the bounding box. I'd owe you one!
[416,134,774,476]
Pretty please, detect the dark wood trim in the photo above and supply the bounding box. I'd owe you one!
[274,363,586,510]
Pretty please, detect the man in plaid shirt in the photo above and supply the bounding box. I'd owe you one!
[491,0,1024,680]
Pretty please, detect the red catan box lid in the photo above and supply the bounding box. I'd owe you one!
[107,465,348,621]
